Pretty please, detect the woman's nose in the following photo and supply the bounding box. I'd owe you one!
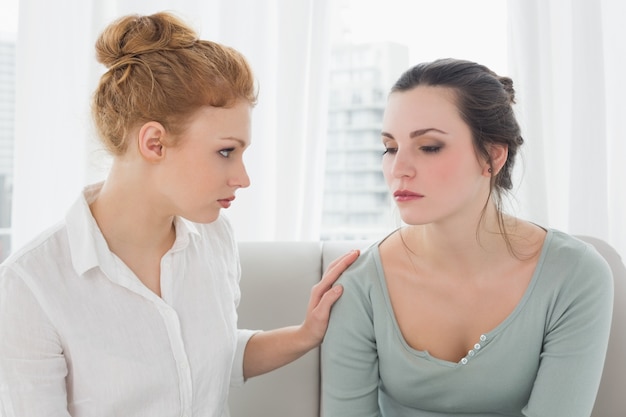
[230,161,251,189]
[391,148,415,178]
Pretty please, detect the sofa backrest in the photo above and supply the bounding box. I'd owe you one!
[583,236,626,417]
[228,240,370,417]
[228,241,325,417]
[229,237,625,417]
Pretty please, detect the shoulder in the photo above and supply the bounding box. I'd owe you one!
[540,229,613,297]
[532,230,614,345]
[328,244,382,325]
[335,242,384,294]
[545,230,611,275]
[0,222,71,318]
[1,221,68,274]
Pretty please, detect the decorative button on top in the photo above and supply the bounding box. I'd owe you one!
[459,334,489,365]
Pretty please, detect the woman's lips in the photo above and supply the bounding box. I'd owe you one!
[218,196,235,208]
[393,190,424,202]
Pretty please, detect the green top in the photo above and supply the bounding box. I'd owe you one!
[321,229,613,417]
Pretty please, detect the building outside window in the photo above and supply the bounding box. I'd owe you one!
[320,41,409,241]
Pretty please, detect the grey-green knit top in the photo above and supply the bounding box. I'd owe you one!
[322,229,613,417]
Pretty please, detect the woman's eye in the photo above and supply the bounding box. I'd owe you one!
[382,147,397,156]
[421,146,442,153]
[219,148,235,158]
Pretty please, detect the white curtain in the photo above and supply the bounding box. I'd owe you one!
[11,0,331,250]
[13,0,625,256]
[508,0,626,259]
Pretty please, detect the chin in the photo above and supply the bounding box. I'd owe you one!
[398,212,434,226]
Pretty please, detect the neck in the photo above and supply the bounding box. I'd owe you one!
[89,169,175,256]
[404,204,511,273]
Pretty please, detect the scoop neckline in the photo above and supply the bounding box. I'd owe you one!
[371,228,554,367]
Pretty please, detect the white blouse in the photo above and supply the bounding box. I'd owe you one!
[0,183,256,417]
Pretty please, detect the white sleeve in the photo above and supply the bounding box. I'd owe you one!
[0,267,72,417]
[230,329,260,387]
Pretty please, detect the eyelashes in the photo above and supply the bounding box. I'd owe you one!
[420,146,442,153]
[382,146,442,156]
[219,148,235,158]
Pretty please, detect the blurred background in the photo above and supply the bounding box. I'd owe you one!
[0,0,624,260]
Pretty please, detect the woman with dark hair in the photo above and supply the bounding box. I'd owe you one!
[321,58,613,417]
[0,12,357,416]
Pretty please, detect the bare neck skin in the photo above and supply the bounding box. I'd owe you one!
[89,158,176,297]
[403,202,525,274]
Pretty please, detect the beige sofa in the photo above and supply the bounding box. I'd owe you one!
[228,237,626,417]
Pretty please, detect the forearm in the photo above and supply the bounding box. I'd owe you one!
[242,325,315,379]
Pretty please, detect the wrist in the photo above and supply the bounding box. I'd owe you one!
[295,323,323,352]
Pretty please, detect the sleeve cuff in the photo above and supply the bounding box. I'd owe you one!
[230,329,261,387]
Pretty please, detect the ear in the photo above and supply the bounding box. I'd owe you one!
[484,144,508,177]
[137,121,167,162]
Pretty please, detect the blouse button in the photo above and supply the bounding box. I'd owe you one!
[474,343,481,350]
[480,334,487,342]
[460,358,468,365]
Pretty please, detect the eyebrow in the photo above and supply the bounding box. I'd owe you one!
[222,137,248,147]
[381,128,447,140]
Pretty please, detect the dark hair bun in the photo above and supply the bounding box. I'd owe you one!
[498,76,516,104]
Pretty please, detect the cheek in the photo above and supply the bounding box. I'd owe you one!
[432,151,480,184]
[406,154,452,187]
[175,154,217,193]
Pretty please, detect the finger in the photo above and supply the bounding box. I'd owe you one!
[309,251,358,310]
[325,249,360,274]
[313,284,344,319]
[318,250,360,290]
[308,250,358,312]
